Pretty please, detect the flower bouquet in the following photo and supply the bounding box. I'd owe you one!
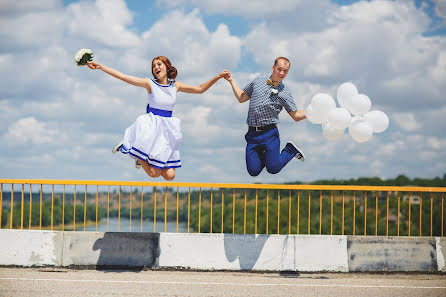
[75,48,94,67]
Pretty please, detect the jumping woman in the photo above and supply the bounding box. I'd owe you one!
[87,57,229,180]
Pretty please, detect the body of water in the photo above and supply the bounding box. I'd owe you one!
[83,218,189,233]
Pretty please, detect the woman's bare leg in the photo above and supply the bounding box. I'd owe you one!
[161,168,176,181]
[139,159,162,178]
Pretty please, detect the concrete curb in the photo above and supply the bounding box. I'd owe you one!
[0,229,444,272]
[347,236,438,272]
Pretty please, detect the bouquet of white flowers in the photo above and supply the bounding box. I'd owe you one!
[75,48,93,66]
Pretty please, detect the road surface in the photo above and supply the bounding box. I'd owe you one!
[0,267,445,297]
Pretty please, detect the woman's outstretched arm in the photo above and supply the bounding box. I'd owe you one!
[175,70,230,94]
[87,61,151,92]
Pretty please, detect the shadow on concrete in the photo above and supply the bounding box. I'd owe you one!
[92,232,160,271]
[223,234,270,270]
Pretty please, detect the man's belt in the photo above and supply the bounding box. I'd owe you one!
[248,124,276,132]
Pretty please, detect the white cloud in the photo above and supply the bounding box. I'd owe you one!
[244,0,446,112]
[66,0,141,48]
[0,4,65,50]
[4,117,62,146]
[434,0,446,20]
[392,112,420,132]
[158,0,306,17]
[140,9,241,77]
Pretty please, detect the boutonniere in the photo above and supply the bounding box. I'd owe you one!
[75,48,93,66]
[271,88,278,95]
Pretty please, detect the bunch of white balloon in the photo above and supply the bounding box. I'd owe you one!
[306,82,389,143]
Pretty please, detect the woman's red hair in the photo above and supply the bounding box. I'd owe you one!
[151,56,178,80]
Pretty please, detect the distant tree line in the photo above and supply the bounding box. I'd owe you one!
[1,173,444,234]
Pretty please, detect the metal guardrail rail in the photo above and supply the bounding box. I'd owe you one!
[0,179,445,237]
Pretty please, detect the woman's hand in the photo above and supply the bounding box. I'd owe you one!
[223,73,233,82]
[217,70,231,78]
[87,61,102,70]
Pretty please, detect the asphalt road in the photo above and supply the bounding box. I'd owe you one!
[0,267,445,297]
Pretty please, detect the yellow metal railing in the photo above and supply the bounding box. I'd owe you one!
[0,179,445,237]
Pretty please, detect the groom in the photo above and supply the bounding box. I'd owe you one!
[224,57,307,176]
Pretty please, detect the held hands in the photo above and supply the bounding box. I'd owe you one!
[87,61,102,70]
[218,69,232,82]
[223,72,232,82]
[218,70,231,79]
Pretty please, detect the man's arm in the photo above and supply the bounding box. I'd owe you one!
[224,74,250,103]
[288,110,307,122]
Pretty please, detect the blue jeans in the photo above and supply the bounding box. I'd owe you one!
[245,127,297,176]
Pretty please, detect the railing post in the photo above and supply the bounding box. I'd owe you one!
[364,191,367,236]
[187,187,191,233]
[96,185,98,232]
[72,185,75,232]
[210,188,213,234]
[319,190,322,235]
[266,189,269,234]
[408,192,411,237]
[221,189,224,234]
[289,190,292,235]
[0,184,3,229]
[308,191,311,235]
[375,192,378,236]
[141,186,144,233]
[21,184,24,230]
[83,185,87,232]
[297,190,300,235]
[330,191,333,235]
[277,190,280,235]
[62,185,64,231]
[107,186,110,232]
[153,186,156,232]
[342,190,345,235]
[164,186,167,233]
[198,187,202,233]
[255,189,258,235]
[353,191,356,236]
[243,188,246,234]
[10,184,13,229]
[176,186,179,233]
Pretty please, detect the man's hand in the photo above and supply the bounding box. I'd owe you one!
[223,73,233,82]
[218,70,231,78]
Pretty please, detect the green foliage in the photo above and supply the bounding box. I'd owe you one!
[1,208,8,227]
[1,173,444,234]
[187,190,444,236]
[5,198,105,229]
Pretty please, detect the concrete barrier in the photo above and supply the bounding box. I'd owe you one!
[437,237,445,272]
[0,229,62,266]
[347,236,438,272]
[0,229,444,272]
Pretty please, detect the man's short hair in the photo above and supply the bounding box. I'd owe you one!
[274,57,290,67]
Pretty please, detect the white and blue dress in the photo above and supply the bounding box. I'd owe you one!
[120,79,182,169]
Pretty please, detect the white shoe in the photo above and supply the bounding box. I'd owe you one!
[135,160,141,169]
[286,141,305,162]
[112,140,124,154]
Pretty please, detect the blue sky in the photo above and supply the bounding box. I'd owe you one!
[1,0,445,184]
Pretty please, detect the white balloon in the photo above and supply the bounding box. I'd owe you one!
[349,116,363,127]
[363,110,389,133]
[327,107,351,129]
[306,104,326,124]
[350,94,371,116]
[322,121,345,142]
[337,82,358,111]
[349,120,373,143]
[310,93,336,123]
